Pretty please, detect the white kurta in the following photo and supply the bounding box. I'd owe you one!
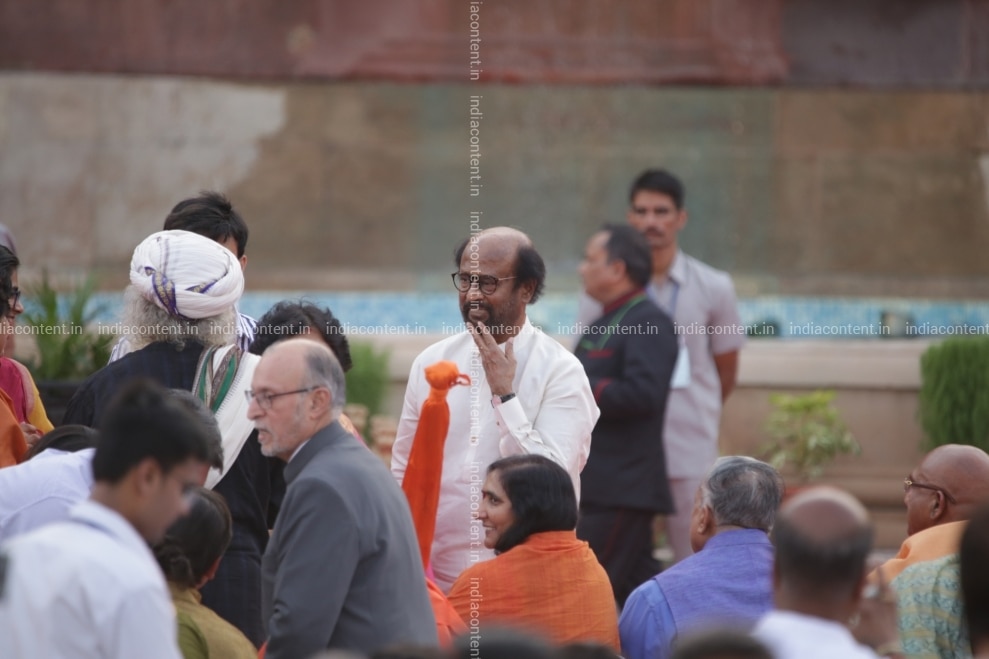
[0,500,181,659]
[392,318,599,592]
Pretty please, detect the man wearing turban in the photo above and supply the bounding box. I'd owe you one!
[64,229,278,648]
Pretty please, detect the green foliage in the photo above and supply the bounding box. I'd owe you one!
[345,341,391,418]
[759,390,859,483]
[23,274,113,381]
[919,337,989,452]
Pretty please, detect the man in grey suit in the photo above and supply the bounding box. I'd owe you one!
[250,339,437,657]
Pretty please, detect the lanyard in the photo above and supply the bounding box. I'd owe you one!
[579,294,648,352]
[649,279,680,318]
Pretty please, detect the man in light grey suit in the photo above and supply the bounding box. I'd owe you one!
[250,339,437,657]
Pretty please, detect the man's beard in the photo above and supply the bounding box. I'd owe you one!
[460,297,520,338]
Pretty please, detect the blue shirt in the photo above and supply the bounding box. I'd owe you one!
[619,529,774,659]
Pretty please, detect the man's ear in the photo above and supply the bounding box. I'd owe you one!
[930,491,948,522]
[133,458,162,497]
[675,209,688,232]
[311,386,332,416]
[697,504,714,535]
[239,254,248,271]
[518,279,536,304]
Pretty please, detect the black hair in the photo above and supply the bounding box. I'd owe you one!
[153,487,232,589]
[961,502,989,650]
[453,237,547,304]
[628,169,685,209]
[771,507,873,598]
[163,191,248,258]
[0,244,18,317]
[371,645,447,659]
[671,630,773,659]
[250,300,353,372]
[165,389,224,471]
[25,424,99,461]
[91,379,214,484]
[599,223,653,288]
[556,642,622,659]
[451,627,554,659]
[487,454,578,554]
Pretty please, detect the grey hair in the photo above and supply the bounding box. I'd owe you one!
[701,456,784,531]
[120,286,236,350]
[165,388,224,471]
[300,341,347,420]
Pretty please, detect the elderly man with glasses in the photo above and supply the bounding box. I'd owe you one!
[865,445,989,659]
[392,227,599,593]
[873,444,989,584]
[250,339,437,657]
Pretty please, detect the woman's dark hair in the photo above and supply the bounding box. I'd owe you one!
[153,487,233,589]
[488,454,578,554]
[250,300,353,372]
[24,424,99,461]
[0,244,18,317]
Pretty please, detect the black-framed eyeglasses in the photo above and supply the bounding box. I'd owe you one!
[451,272,517,295]
[903,477,957,504]
[244,386,317,411]
[8,287,20,307]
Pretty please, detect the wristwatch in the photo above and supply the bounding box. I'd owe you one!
[491,392,516,406]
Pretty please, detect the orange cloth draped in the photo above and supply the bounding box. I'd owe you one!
[401,360,470,567]
[428,577,467,646]
[400,360,469,648]
[447,530,620,652]
[871,520,966,583]
[0,387,26,467]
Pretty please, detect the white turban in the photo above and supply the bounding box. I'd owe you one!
[130,230,244,320]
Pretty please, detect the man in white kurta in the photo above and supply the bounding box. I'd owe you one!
[392,228,599,592]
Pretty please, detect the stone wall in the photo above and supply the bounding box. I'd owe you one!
[2,73,988,299]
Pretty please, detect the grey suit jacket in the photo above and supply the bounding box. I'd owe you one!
[261,421,437,657]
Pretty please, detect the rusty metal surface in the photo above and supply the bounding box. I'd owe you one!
[783,0,984,87]
[0,0,787,84]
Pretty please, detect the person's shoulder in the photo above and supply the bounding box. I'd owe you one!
[627,296,674,324]
[680,252,735,284]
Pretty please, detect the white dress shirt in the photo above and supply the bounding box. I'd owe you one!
[392,317,599,591]
[0,448,94,545]
[753,610,881,659]
[0,499,181,659]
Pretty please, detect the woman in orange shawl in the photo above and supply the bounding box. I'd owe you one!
[447,454,619,651]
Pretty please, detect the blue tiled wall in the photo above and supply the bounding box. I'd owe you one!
[79,292,989,340]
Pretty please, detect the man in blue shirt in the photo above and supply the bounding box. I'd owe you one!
[619,456,783,659]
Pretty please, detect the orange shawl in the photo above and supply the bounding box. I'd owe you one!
[872,520,966,583]
[447,530,620,652]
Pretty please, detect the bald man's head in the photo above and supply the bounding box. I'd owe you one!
[453,227,546,304]
[772,486,873,599]
[905,444,989,535]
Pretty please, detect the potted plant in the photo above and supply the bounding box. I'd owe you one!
[759,389,860,485]
[23,274,114,424]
